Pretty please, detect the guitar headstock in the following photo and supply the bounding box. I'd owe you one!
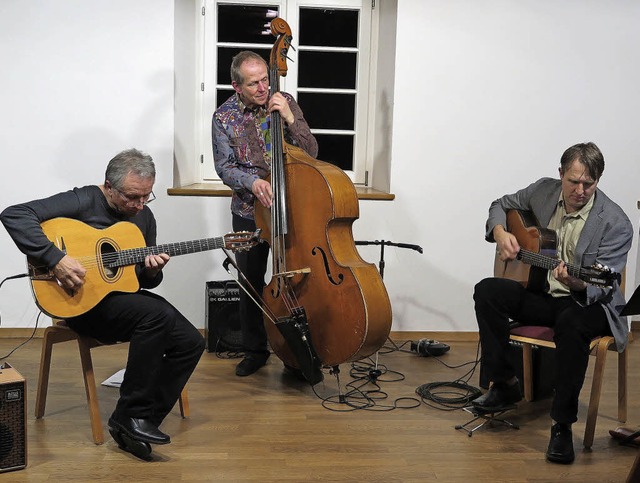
[580,263,621,288]
[223,229,262,252]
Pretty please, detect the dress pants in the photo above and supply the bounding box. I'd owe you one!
[474,277,610,424]
[232,213,271,357]
[67,290,205,426]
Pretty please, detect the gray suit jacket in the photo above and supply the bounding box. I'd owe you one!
[485,177,634,351]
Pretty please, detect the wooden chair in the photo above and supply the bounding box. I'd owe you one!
[509,325,627,448]
[36,319,189,445]
[497,256,628,448]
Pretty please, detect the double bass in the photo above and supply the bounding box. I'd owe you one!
[253,18,392,382]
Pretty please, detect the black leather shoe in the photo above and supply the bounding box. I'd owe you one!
[472,380,522,411]
[283,363,307,381]
[546,423,575,464]
[236,352,270,377]
[109,427,152,460]
[108,415,170,445]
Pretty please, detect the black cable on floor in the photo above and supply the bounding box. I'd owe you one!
[414,340,484,411]
[0,311,42,360]
[312,356,421,412]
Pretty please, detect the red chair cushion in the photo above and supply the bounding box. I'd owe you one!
[510,325,555,342]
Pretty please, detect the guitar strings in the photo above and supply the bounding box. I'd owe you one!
[48,238,229,271]
[519,249,583,277]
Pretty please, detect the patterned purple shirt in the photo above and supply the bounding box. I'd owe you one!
[212,92,318,219]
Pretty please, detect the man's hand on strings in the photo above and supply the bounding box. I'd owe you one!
[268,92,294,125]
[493,225,520,261]
[252,179,273,208]
[53,255,86,293]
[144,253,170,279]
[553,260,587,291]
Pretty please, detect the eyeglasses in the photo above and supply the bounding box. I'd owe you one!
[113,187,155,206]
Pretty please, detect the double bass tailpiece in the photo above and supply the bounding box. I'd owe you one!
[274,308,323,386]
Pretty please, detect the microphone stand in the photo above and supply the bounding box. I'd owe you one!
[355,240,423,353]
[355,240,423,280]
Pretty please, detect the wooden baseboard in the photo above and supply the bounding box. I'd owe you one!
[0,327,480,342]
[5,326,639,342]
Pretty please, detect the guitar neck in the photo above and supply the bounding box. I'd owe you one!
[518,249,583,278]
[108,237,225,268]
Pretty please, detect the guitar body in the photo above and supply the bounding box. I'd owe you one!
[26,218,257,319]
[29,218,143,318]
[493,210,557,292]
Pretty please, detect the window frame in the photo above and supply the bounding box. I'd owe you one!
[199,0,373,185]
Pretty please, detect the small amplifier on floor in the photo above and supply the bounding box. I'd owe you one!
[205,280,243,352]
[0,362,27,473]
[479,340,556,400]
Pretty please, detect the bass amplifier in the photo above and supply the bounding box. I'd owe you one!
[0,363,26,473]
[205,281,242,353]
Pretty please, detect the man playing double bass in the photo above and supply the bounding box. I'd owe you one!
[473,142,633,464]
[212,50,318,377]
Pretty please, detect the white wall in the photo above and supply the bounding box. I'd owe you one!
[0,1,638,334]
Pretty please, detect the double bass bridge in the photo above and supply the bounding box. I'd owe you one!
[273,267,311,279]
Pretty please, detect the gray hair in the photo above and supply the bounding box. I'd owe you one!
[105,148,155,189]
[230,51,268,85]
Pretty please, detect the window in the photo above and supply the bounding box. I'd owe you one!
[200,0,374,185]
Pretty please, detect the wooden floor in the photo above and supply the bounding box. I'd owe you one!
[0,334,638,482]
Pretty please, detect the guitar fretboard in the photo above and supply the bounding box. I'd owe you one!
[517,249,583,278]
[104,237,226,268]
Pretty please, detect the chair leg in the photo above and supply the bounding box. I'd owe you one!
[179,387,190,418]
[35,326,78,418]
[626,449,640,483]
[35,328,55,419]
[583,338,610,448]
[521,343,534,402]
[619,348,628,423]
[77,337,104,445]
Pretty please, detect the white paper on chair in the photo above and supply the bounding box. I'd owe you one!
[101,369,126,388]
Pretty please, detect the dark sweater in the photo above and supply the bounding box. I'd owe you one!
[0,185,162,288]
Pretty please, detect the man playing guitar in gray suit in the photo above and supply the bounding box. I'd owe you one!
[472,142,633,464]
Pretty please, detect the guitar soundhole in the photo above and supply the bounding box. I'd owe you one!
[99,241,119,280]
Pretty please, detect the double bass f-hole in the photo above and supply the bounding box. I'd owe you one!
[311,246,344,286]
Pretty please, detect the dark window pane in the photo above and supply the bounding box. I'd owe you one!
[298,93,355,131]
[298,51,356,89]
[216,47,270,85]
[315,134,354,171]
[216,88,235,109]
[299,8,359,48]
[218,5,279,43]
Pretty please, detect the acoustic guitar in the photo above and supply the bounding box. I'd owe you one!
[27,217,260,318]
[493,210,619,291]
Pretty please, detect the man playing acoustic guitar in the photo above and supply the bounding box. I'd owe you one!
[473,142,633,464]
[0,148,206,460]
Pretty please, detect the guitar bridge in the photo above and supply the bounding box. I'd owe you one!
[27,261,55,280]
